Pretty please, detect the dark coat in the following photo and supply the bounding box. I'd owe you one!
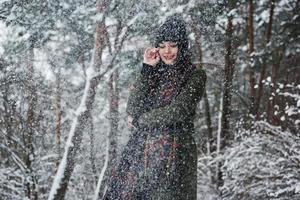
[103,62,206,200]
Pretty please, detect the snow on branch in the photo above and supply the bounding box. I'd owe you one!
[92,132,109,200]
[221,121,300,199]
[48,68,93,200]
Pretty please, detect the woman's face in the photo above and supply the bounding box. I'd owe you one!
[158,41,178,65]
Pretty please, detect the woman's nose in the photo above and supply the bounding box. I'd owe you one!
[165,46,171,53]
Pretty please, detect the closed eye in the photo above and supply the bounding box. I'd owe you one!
[159,43,177,48]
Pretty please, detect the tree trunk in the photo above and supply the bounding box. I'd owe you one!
[1,59,11,150]
[247,0,256,115]
[267,50,283,124]
[55,70,62,165]
[220,16,234,150]
[94,0,110,71]
[25,39,38,200]
[218,14,235,188]
[191,16,202,63]
[203,90,213,153]
[48,1,109,199]
[88,114,98,181]
[95,67,120,199]
[49,75,103,200]
[254,0,275,118]
[191,16,213,154]
[108,70,119,167]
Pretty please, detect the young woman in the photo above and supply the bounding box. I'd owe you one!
[103,15,206,200]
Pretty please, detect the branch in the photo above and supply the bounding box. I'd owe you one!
[0,144,27,173]
[93,132,109,200]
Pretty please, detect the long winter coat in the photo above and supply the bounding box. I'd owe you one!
[103,62,206,200]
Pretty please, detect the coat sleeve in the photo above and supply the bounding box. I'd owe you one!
[137,68,206,127]
[126,63,158,119]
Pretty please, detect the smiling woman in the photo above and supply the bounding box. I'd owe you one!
[103,15,206,200]
[158,41,178,65]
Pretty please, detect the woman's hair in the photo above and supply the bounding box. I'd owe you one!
[155,15,190,64]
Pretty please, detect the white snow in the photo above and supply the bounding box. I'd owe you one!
[260,10,270,23]
[240,45,248,52]
[295,183,300,193]
[47,116,79,200]
[240,63,247,71]
[48,62,93,200]
[34,49,56,81]
[105,16,118,27]
[216,96,223,177]
[215,16,227,33]
[285,106,297,116]
[93,132,109,200]
[279,92,300,100]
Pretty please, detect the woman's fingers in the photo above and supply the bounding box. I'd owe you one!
[127,116,135,128]
[149,49,158,57]
[144,48,152,57]
[145,48,158,58]
[144,47,159,66]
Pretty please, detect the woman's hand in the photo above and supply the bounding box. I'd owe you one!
[143,48,160,67]
[127,115,135,129]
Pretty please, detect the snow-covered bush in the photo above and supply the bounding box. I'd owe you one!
[197,153,220,200]
[221,121,300,200]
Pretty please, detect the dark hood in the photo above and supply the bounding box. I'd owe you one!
[155,15,189,65]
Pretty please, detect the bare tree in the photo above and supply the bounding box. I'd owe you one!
[220,15,234,151]
[47,0,142,198]
[254,0,276,118]
[55,69,62,165]
[191,16,213,154]
[47,1,111,199]
[266,49,283,124]
[25,38,38,200]
[247,0,256,115]
[217,7,235,188]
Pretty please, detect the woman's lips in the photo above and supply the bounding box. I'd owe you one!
[163,55,176,60]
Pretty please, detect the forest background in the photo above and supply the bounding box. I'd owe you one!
[0,0,299,199]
